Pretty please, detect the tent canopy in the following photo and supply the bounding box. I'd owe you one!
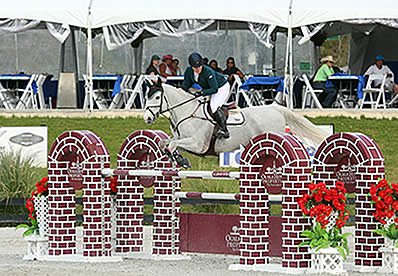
[291,0,398,28]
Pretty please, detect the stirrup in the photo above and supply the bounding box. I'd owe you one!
[216,129,230,139]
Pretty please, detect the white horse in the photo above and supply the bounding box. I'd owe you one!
[144,81,328,168]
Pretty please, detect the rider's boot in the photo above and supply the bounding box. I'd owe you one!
[172,151,191,169]
[213,107,230,139]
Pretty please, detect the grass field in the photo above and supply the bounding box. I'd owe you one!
[0,115,397,196]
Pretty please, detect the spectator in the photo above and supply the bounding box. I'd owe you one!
[171,59,182,75]
[312,55,337,108]
[203,57,209,66]
[145,55,161,76]
[223,57,244,84]
[159,54,176,82]
[209,59,223,73]
[364,55,398,96]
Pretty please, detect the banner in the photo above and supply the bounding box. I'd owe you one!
[0,126,48,167]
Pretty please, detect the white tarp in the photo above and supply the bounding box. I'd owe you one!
[290,0,398,28]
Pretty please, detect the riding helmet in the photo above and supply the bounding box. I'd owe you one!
[188,53,203,68]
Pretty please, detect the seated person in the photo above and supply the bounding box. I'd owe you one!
[171,59,182,75]
[364,55,398,96]
[312,56,337,108]
[223,57,244,84]
[159,54,176,82]
[145,55,161,76]
[209,59,223,73]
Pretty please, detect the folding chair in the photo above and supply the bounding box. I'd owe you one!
[124,74,151,109]
[360,74,387,109]
[301,74,323,109]
[82,74,109,110]
[35,74,47,109]
[389,93,398,107]
[0,82,15,109]
[109,74,132,109]
[233,75,258,107]
[16,74,39,109]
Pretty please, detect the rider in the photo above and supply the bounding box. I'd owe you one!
[181,53,230,139]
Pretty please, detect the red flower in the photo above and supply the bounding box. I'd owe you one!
[376,200,386,210]
[392,201,398,211]
[314,193,322,202]
[110,176,118,194]
[385,196,394,205]
[336,219,345,228]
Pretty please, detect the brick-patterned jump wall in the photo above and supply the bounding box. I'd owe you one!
[117,130,181,256]
[48,130,111,257]
[239,132,311,271]
[313,132,385,271]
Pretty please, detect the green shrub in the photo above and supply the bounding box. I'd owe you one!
[0,150,42,204]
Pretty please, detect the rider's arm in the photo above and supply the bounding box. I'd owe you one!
[181,67,193,92]
[201,71,218,96]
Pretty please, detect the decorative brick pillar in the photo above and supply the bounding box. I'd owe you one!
[313,132,385,272]
[236,132,311,272]
[116,130,181,256]
[48,130,112,258]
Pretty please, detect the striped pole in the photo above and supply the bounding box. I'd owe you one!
[175,192,282,202]
[102,169,240,180]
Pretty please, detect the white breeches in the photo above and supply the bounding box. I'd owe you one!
[210,82,230,113]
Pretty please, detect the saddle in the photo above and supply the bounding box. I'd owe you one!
[206,101,238,121]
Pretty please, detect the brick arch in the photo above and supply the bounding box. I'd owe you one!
[239,132,311,272]
[49,130,108,162]
[48,131,111,258]
[313,132,385,270]
[241,133,309,166]
[116,130,180,256]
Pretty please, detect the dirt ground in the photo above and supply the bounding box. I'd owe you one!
[0,226,392,276]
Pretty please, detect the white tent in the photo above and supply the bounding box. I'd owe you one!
[291,0,398,27]
[3,0,398,110]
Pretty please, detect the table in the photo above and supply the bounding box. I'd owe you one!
[0,74,38,109]
[327,73,365,108]
[166,75,184,88]
[239,76,284,106]
[83,74,122,109]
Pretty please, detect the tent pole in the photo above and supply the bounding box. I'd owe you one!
[87,1,94,114]
[288,26,294,109]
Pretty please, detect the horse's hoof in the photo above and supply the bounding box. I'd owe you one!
[173,151,191,169]
[181,157,192,169]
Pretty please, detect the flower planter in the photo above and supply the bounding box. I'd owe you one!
[23,234,48,260]
[311,247,346,274]
[379,246,398,274]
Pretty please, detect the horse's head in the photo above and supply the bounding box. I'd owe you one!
[144,79,164,125]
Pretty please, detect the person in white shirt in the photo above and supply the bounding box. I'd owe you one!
[364,55,398,96]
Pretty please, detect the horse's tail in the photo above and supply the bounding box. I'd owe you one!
[272,104,329,146]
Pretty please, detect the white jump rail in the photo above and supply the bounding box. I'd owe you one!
[101,169,283,202]
[175,192,282,202]
[102,168,240,180]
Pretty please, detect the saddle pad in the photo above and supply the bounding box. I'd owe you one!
[226,108,245,125]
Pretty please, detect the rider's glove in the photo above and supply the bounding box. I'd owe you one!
[194,91,202,97]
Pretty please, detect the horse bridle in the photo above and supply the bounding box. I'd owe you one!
[145,86,202,135]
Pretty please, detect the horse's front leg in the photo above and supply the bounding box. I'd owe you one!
[164,137,207,169]
[158,138,171,151]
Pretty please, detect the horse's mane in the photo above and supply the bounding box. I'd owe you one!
[163,83,191,98]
